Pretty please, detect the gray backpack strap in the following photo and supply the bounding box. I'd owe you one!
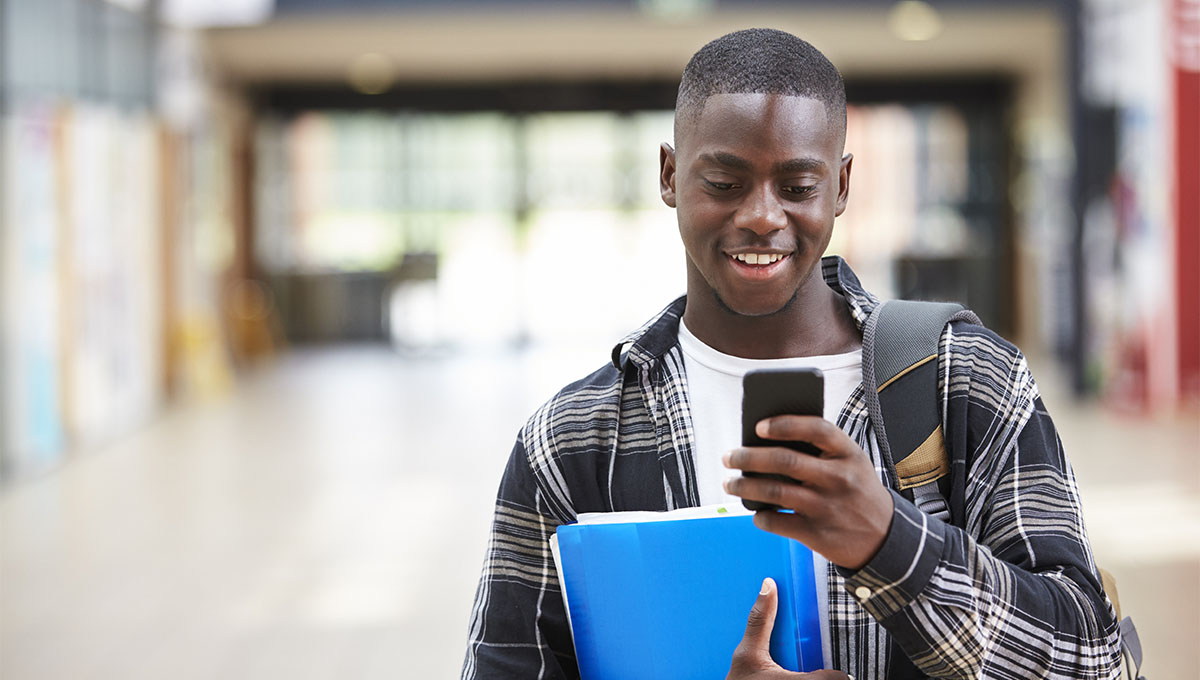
[1119,616,1146,679]
[1102,567,1148,679]
[862,300,980,523]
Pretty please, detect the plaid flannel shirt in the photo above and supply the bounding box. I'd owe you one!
[462,256,1122,680]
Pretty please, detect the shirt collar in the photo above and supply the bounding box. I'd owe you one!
[611,255,879,371]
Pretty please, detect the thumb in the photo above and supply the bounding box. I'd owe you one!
[729,577,781,673]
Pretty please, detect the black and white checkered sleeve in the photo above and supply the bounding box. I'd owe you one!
[840,331,1123,679]
[461,434,578,680]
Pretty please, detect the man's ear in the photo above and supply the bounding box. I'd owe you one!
[659,142,677,208]
[834,153,853,217]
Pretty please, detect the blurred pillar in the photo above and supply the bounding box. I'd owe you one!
[0,0,9,476]
[232,109,257,283]
[158,125,180,397]
[225,106,281,362]
[1174,0,1200,405]
[1067,0,1089,395]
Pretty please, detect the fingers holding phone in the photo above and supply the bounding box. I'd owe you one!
[728,369,894,570]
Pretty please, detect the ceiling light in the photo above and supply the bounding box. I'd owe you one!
[636,0,716,21]
[347,53,396,95]
[888,1,944,42]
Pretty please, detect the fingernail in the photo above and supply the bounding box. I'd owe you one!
[760,577,774,595]
[722,477,732,492]
[755,420,769,437]
[721,452,731,467]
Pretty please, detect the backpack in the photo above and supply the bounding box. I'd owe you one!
[862,299,1146,680]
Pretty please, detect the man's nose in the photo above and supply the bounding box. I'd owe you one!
[733,184,787,235]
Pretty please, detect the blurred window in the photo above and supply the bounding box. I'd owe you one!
[833,88,1011,334]
[254,109,684,347]
[2,0,154,108]
[254,89,1010,345]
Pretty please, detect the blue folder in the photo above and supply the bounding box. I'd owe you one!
[554,512,823,679]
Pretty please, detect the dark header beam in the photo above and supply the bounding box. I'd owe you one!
[251,79,681,114]
[251,75,1012,115]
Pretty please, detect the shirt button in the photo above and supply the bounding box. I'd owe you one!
[854,586,872,602]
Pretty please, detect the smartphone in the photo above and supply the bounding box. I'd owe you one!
[740,368,825,512]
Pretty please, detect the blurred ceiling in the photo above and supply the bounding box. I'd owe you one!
[202,5,1062,87]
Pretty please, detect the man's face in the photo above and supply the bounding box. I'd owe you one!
[660,93,851,318]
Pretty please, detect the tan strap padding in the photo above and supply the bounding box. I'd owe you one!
[876,354,937,393]
[894,427,950,490]
[1100,567,1122,621]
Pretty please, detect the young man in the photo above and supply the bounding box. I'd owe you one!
[463,29,1122,680]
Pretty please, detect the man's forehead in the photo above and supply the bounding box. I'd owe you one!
[675,92,841,153]
[700,91,823,108]
[707,91,824,117]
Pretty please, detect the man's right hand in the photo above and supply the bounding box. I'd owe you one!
[726,578,850,680]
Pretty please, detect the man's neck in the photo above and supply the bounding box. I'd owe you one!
[681,281,862,360]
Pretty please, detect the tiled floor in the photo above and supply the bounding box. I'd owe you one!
[1,345,1196,679]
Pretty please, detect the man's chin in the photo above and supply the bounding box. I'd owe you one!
[713,289,799,318]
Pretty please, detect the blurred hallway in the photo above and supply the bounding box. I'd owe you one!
[1,345,1196,679]
[0,344,606,679]
[3,2,1197,678]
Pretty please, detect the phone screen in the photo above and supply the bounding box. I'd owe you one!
[740,368,825,511]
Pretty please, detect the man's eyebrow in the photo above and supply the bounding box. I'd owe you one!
[698,151,752,170]
[697,152,826,174]
[775,157,826,174]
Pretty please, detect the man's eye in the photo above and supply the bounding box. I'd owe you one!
[703,179,735,191]
[783,185,816,195]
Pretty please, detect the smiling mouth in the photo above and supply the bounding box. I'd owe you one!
[726,252,791,279]
[730,252,786,265]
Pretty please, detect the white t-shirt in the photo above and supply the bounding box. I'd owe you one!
[677,319,863,669]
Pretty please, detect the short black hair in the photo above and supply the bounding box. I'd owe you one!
[675,28,846,147]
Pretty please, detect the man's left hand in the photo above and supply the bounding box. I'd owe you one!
[722,415,894,570]
[727,577,850,680]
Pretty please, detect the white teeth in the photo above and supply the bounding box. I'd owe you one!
[733,253,783,265]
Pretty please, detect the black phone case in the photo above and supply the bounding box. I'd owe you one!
[740,368,824,512]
